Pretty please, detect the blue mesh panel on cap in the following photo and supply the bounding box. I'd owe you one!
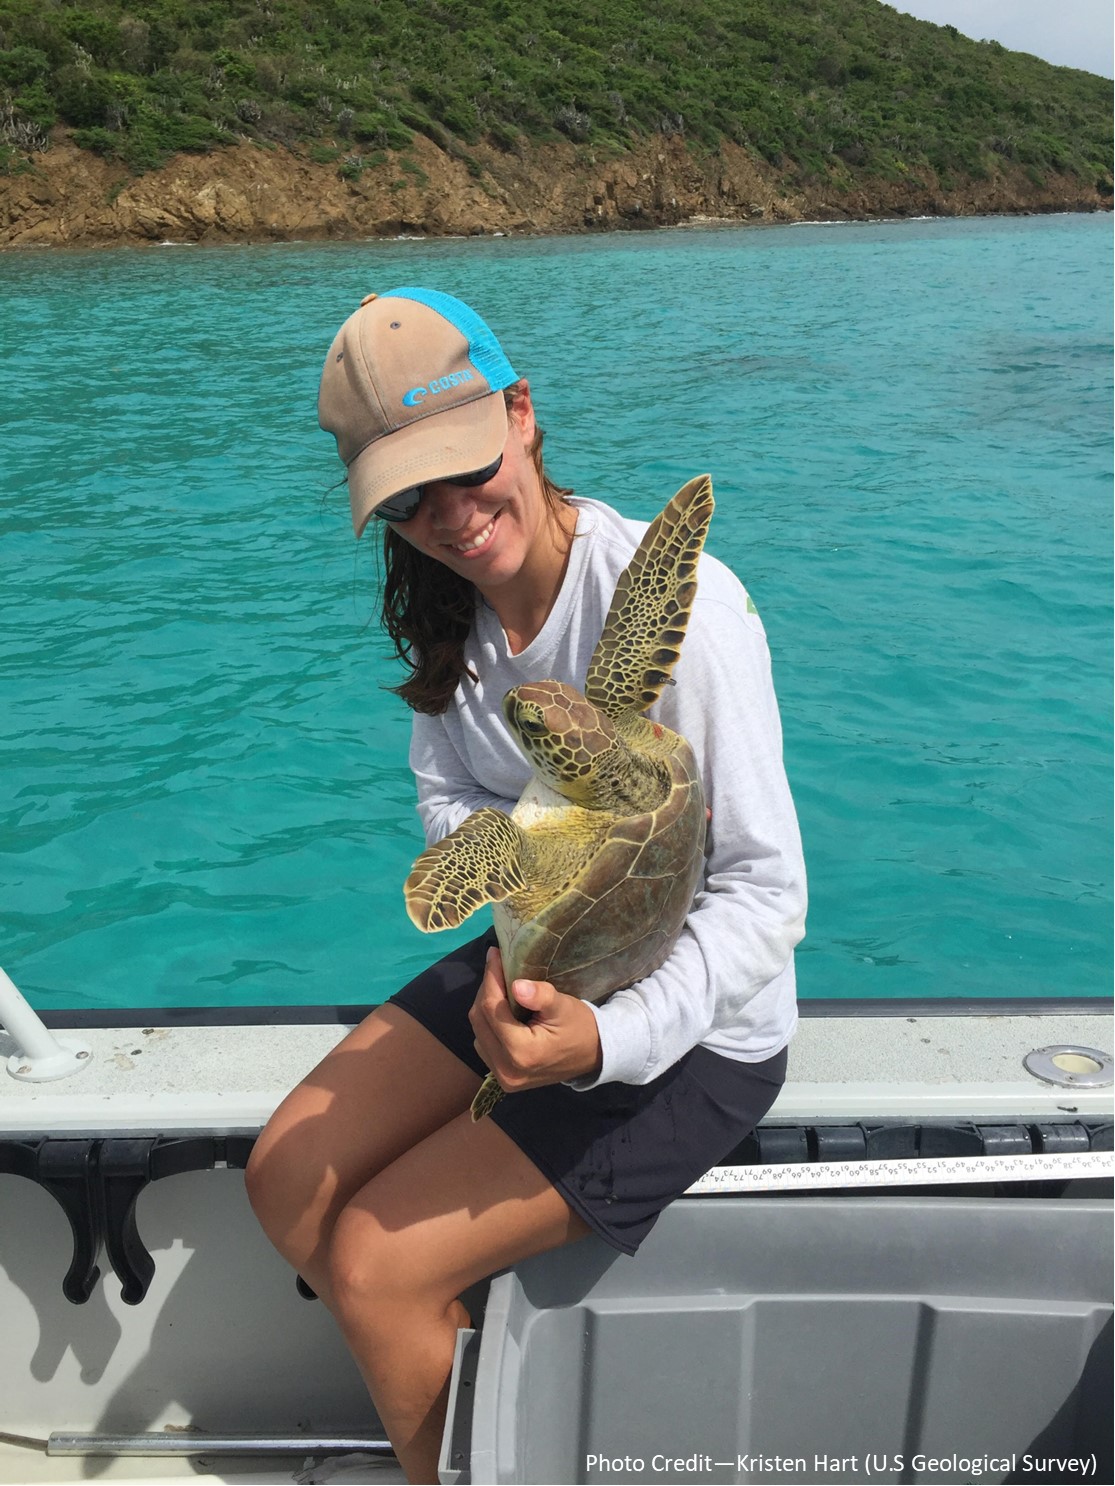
[380,287,517,390]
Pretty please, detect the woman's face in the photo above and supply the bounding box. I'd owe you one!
[389,383,566,600]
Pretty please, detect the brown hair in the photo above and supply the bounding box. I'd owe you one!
[380,386,574,715]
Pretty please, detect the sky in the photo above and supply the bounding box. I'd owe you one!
[895,0,1115,78]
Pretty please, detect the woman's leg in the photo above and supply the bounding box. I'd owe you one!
[244,1002,483,1303]
[327,1109,590,1485]
[247,999,591,1482]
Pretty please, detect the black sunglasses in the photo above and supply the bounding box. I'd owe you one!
[374,454,504,523]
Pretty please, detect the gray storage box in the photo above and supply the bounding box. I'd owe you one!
[441,1196,1112,1485]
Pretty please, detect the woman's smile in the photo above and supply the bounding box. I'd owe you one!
[445,508,501,556]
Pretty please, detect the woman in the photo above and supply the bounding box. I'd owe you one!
[246,287,806,1483]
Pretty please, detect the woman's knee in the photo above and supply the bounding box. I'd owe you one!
[243,1118,279,1212]
[244,1103,329,1246]
[327,1200,444,1320]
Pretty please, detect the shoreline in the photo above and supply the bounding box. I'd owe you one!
[2,204,1106,255]
[2,132,1110,251]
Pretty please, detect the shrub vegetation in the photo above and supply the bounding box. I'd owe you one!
[0,0,1110,189]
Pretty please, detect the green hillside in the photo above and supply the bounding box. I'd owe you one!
[1,0,1111,193]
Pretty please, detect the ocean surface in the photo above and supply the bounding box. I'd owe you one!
[2,214,1111,1013]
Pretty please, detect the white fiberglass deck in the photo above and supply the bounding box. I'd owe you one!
[1,1008,1111,1135]
[1,1006,1111,1486]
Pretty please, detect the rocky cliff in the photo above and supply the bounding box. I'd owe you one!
[2,132,1109,249]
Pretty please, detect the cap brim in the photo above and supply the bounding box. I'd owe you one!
[347,392,508,538]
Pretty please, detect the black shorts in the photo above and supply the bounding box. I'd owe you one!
[388,929,788,1255]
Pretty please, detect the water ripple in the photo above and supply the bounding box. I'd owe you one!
[2,216,1111,1008]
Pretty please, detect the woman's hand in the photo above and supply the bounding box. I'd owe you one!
[469,947,603,1092]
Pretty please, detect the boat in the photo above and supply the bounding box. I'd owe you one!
[1,974,1111,1486]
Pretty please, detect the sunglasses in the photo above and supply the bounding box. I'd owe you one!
[374,454,504,523]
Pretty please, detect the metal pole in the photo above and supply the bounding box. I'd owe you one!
[47,1432,395,1457]
[0,966,93,1082]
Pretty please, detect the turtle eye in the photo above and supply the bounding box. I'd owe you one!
[518,715,547,737]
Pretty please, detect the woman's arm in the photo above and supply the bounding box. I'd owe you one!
[570,586,807,1087]
[410,710,519,845]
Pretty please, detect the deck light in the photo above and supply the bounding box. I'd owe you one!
[1023,1045,1112,1089]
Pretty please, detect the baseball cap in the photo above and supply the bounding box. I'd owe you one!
[317,287,518,537]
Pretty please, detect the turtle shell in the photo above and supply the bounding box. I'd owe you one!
[493,737,706,1003]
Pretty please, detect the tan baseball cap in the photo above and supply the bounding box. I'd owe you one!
[317,287,519,536]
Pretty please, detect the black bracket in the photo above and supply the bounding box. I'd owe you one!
[0,1133,256,1306]
[3,1120,1110,1306]
[0,1139,103,1303]
[722,1118,1113,1169]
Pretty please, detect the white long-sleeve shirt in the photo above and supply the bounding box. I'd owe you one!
[409,496,807,1086]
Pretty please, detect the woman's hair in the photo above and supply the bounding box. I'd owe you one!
[380,384,574,715]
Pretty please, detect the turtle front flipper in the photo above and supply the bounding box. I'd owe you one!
[584,474,714,719]
[471,1073,505,1122]
[404,808,527,931]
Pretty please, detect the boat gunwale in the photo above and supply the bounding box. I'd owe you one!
[33,994,1112,1029]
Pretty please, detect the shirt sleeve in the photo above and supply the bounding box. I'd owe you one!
[410,709,519,845]
[567,587,808,1088]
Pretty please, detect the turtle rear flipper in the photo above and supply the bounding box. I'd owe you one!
[585,474,714,720]
[471,1073,505,1122]
[404,808,527,932]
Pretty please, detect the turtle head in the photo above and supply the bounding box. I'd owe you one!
[503,681,621,807]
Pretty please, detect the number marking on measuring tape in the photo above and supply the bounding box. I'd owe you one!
[686,1149,1113,1195]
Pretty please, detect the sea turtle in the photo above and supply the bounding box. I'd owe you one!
[404,474,715,1119]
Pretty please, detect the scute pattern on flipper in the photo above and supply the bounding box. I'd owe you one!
[472,1072,504,1122]
[584,474,714,720]
[404,808,527,931]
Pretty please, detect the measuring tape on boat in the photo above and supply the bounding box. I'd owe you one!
[686,1149,1114,1195]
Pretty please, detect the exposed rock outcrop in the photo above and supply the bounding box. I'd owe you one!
[1,131,1109,249]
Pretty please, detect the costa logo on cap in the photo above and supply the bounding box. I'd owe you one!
[402,369,477,407]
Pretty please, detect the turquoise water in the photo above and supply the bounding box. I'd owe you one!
[2,214,1111,1012]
